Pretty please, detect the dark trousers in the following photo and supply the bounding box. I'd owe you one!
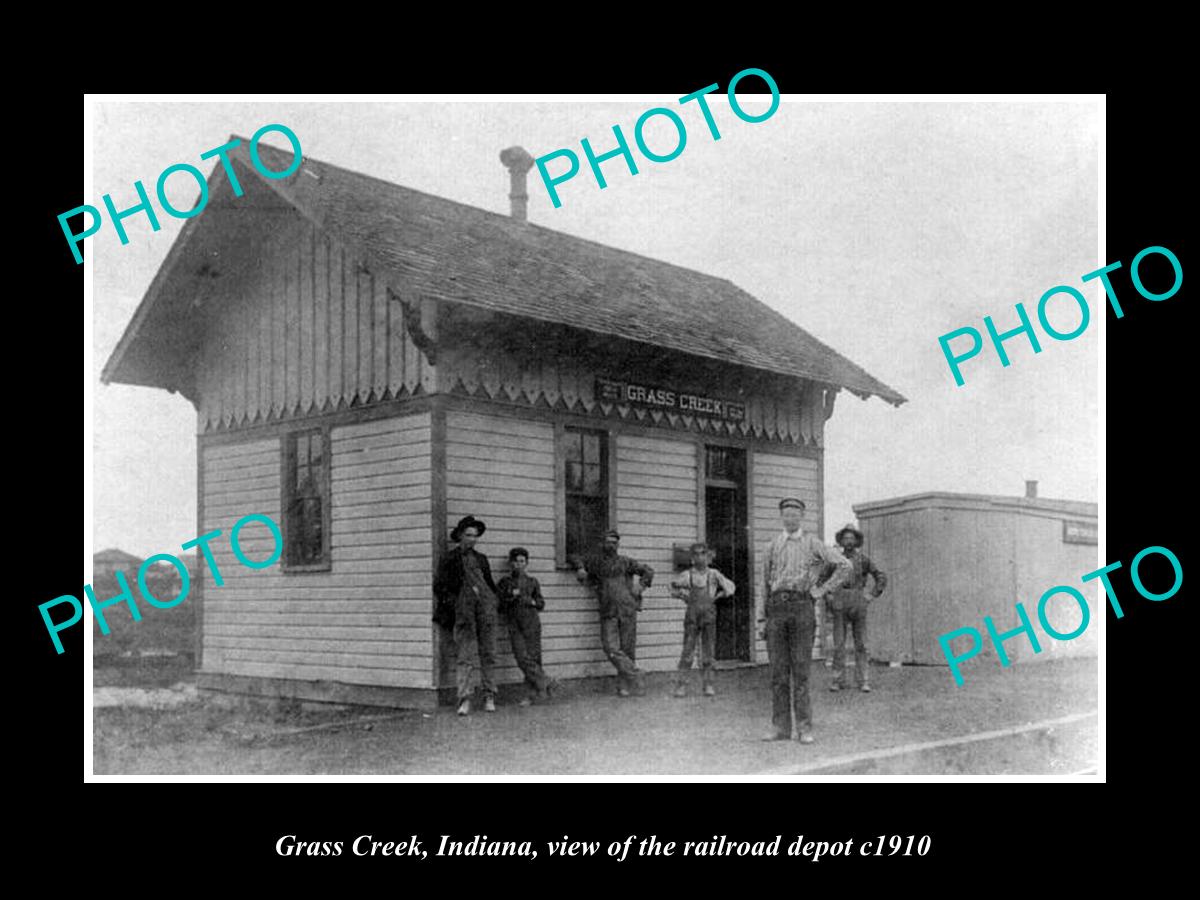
[766,593,816,736]
[831,596,870,687]
[507,608,550,696]
[454,592,498,702]
[677,605,716,685]
[600,607,640,692]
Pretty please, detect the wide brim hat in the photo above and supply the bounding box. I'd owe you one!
[450,515,487,542]
[835,523,864,546]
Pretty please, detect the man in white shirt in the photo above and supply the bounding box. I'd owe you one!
[759,498,851,743]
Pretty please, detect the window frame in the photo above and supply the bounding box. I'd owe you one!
[280,425,333,573]
[555,423,617,569]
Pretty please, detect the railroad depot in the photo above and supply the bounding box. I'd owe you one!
[101,138,905,707]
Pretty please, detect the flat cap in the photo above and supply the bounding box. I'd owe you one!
[778,497,806,512]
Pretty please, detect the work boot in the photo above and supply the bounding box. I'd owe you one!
[796,731,815,745]
[518,696,533,708]
[829,681,843,692]
[617,686,631,698]
[673,683,688,698]
[703,682,716,697]
[860,684,872,693]
[456,699,470,716]
[484,696,497,713]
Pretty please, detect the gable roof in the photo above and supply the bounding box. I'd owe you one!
[102,138,906,406]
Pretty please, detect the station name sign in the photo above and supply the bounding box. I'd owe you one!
[596,377,746,423]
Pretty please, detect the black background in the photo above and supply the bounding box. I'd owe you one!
[18,54,1188,883]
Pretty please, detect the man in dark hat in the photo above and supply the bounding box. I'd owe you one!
[759,497,851,743]
[433,515,500,716]
[821,523,888,693]
[574,530,655,697]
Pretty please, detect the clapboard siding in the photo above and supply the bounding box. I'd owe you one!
[445,412,631,683]
[616,433,698,670]
[197,212,435,432]
[199,412,434,689]
[750,450,824,660]
[446,412,586,682]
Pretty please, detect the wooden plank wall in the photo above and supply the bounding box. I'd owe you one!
[857,508,921,664]
[861,503,1099,666]
[197,212,433,431]
[200,412,433,688]
[444,412,700,683]
[750,451,823,662]
[444,411,567,683]
[1012,513,1099,661]
[615,433,698,671]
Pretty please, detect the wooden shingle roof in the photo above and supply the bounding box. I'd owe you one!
[103,138,905,406]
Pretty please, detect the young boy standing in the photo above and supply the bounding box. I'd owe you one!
[496,547,557,706]
[670,542,736,698]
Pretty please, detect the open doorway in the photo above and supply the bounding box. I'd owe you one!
[704,445,750,661]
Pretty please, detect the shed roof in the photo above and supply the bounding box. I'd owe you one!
[853,491,1097,519]
[102,138,906,406]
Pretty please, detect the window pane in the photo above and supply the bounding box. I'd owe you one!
[565,431,582,461]
[286,431,329,568]
[564,429,608,560]
[583,433,601,464]
[566,497,584,559]
[303,498,322,562]
[579,497,606,551]
[565,460,583,493]
[583,462,602,495]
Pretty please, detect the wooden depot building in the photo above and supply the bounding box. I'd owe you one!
[101,139,906,707]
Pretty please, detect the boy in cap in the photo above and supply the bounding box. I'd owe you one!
[759,497,851,743]
[670,542,736,697]
[821,523,888,693]
[574,529,655,697]
[497,547,558,706]
[433,515,500,716]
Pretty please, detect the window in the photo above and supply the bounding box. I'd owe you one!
[705,445,745,483]
[563,427,609,562]
[283,428,330,570]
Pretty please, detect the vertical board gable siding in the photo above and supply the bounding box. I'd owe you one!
[197,214,430,432]
[437,342,826,448]
[750,451,823,661]
[200,413,433,689]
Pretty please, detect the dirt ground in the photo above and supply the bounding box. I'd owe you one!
[92,656,1098,776]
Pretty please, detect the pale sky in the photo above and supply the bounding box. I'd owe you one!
[90,98,1100,557]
